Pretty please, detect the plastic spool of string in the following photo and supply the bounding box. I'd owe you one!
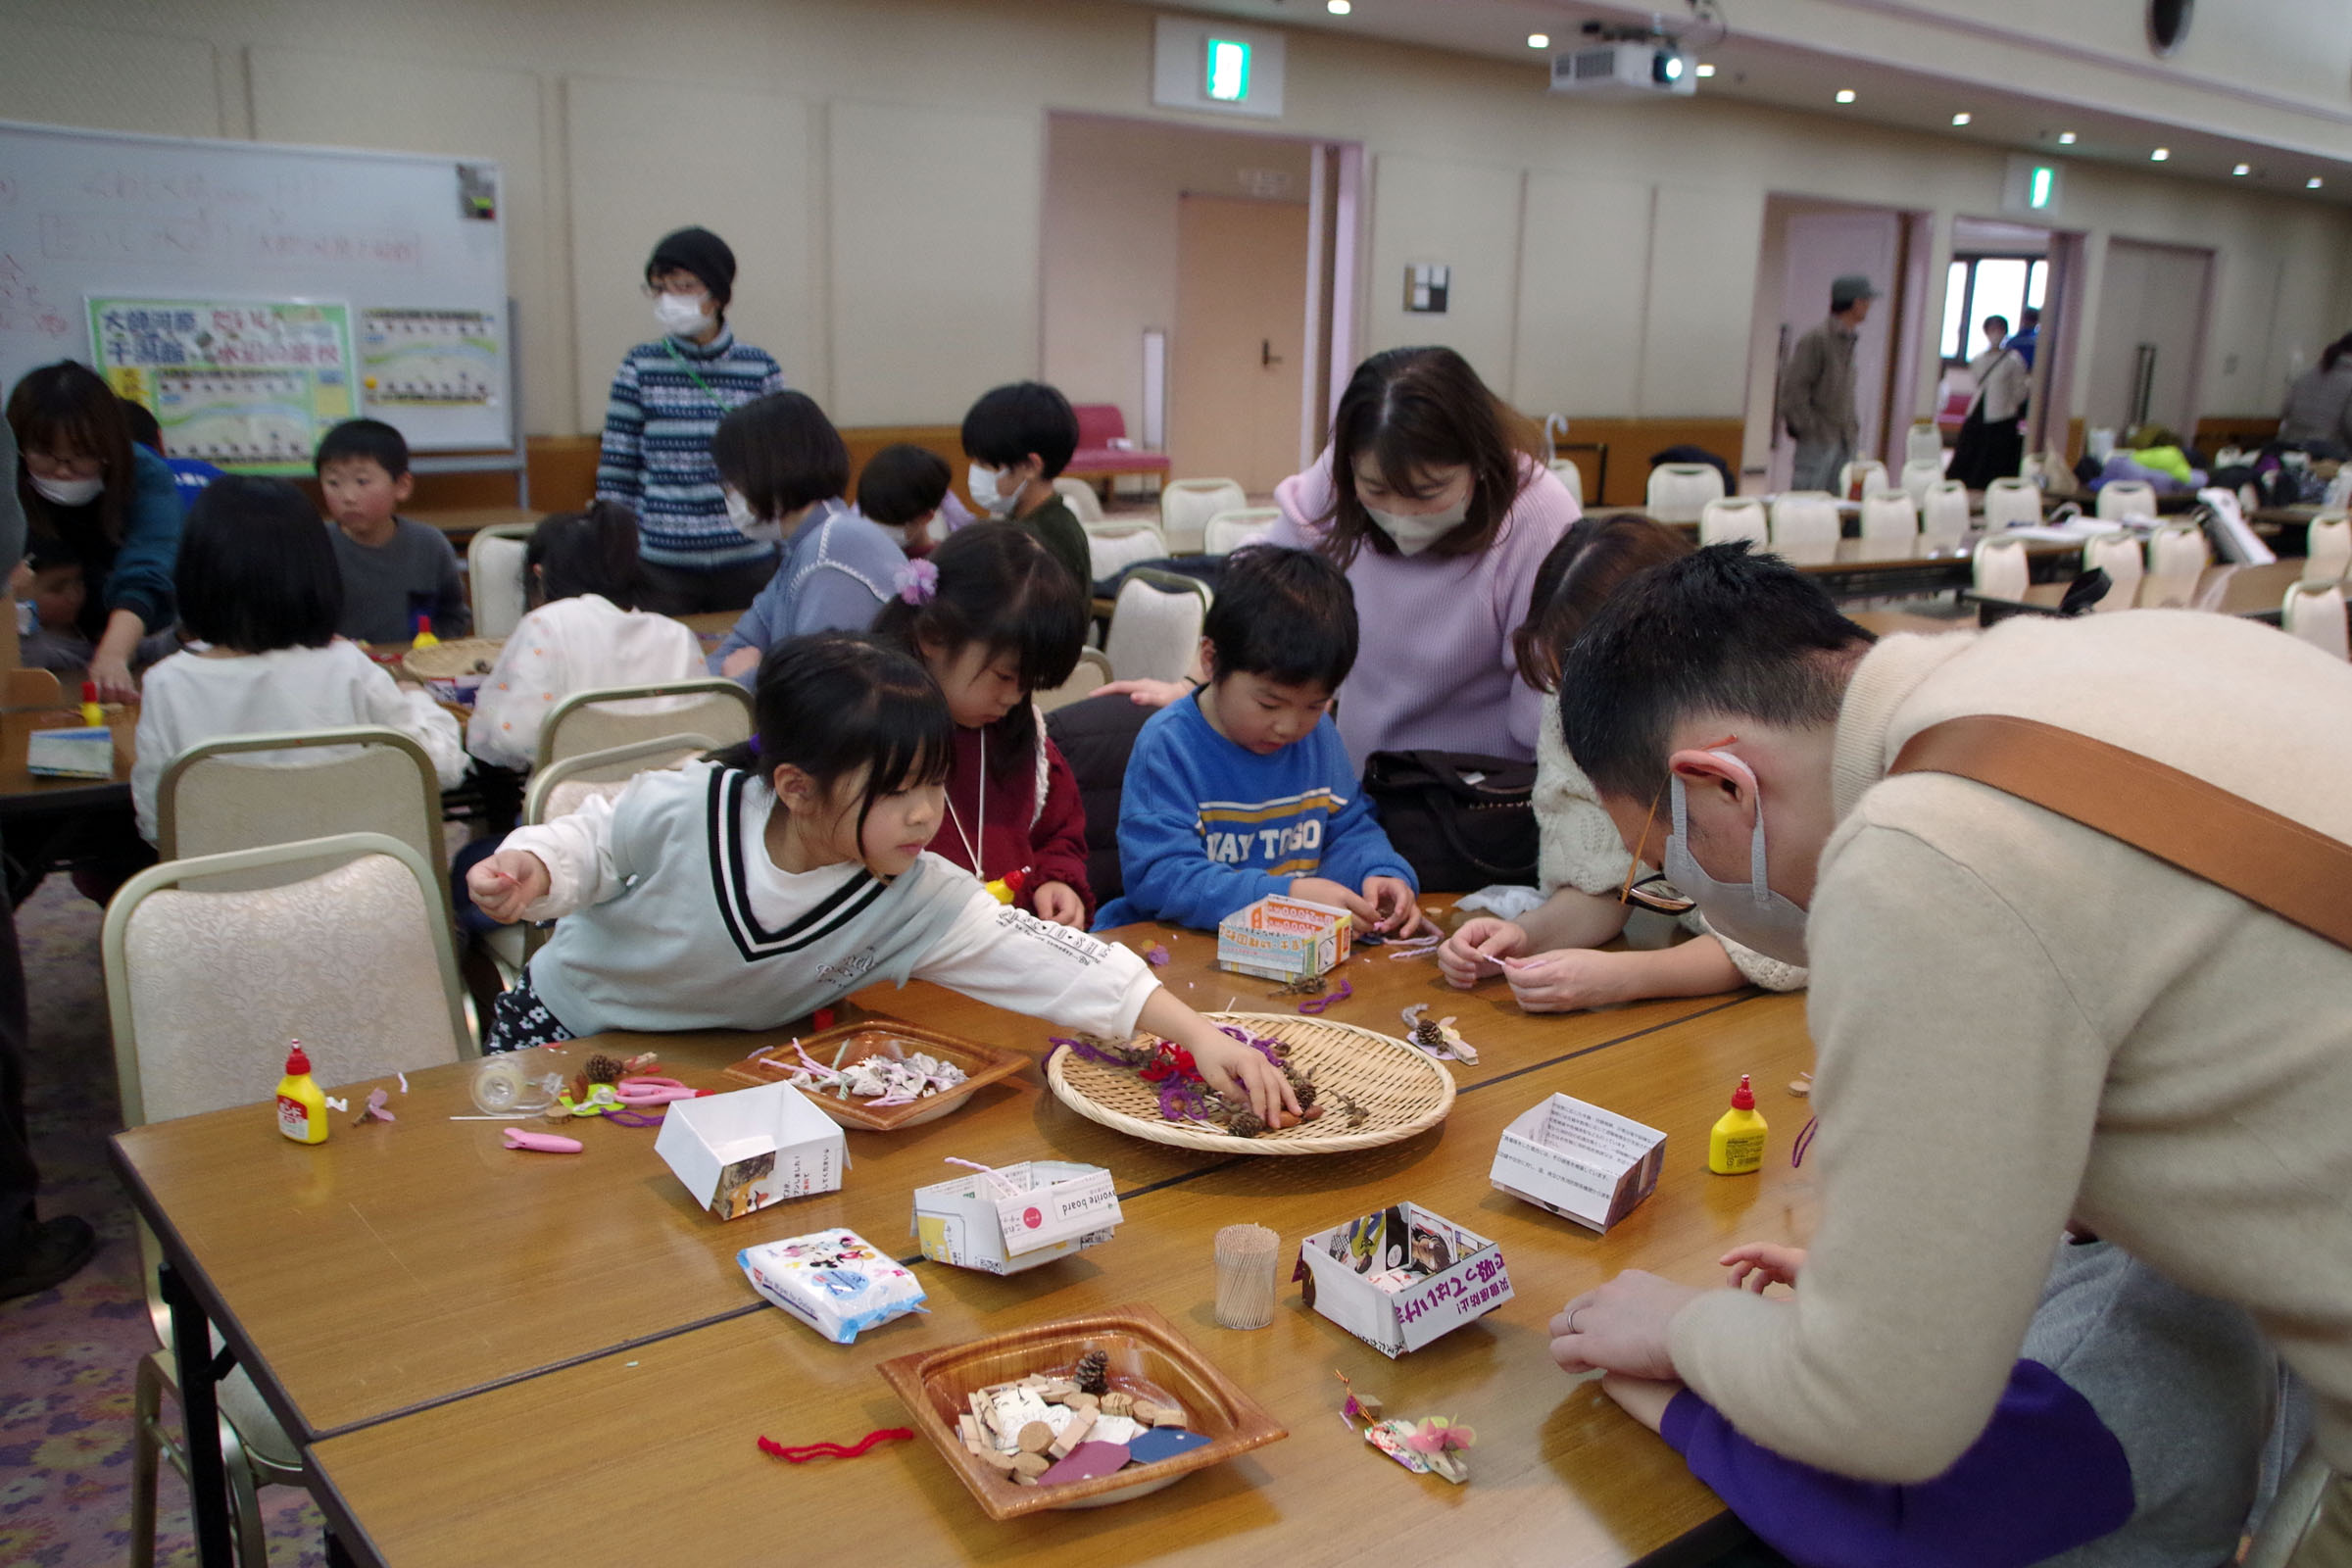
[1213,1224,1282,1330]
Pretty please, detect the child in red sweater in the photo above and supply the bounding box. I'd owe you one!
[872,522,1094,926]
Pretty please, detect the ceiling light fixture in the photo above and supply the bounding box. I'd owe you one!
[1528,32,1548,48]
[2232,163,2251,176]
[1952,112,1972,125]
[1695,63,1716,76]
[2150,147,2170,162]
[1836,88,1856,104]
[1326,0,1350,13]
[2057,130,2078,144]
[2310,176,2326,189]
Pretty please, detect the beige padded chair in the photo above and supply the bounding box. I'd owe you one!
[1052,476,1104,524]
[1919,479,1972,543]
[2283,580,2350,661]
[1838,459,1888,500]
[1201,508,1281,556]
[1972,535,2031,602]
[466,522,534,639]
[2147,519,2211,578]
[1085,522,1169,589]
[1905,422,1943,467]
[1104,569,1211,685]
[522,732,722,826]
[537,678,753,770]
[2082,532,2145,612]
[2305,514,2351,576]
[1545,457,1585,508]
[1036,648,1114,714]
[106,834,470,1568]
[1769,491,1841,550]
[1899,457,1944,508]
[1697,497,1768,548]
[1645,463,1725,524]
[1857,489,1918,543]
[1159,478,1245,555]
[1982,477,2041,530]
[156,727,447,908]
[2097,479,2158,521]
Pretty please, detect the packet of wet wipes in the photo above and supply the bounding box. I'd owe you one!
[738,1228,926,1345]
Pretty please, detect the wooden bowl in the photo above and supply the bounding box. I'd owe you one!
[877,1303,1286,1519]
[721,1019,1029,1132]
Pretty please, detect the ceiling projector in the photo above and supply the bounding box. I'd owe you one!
[1549,39,1695,98]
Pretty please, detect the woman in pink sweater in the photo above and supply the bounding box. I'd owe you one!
[1104,348,1578,771]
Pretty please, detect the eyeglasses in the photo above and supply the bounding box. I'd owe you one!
[1616,735,1736,915]
[640,278,708,300]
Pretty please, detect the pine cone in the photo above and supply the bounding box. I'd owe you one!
[1074,1348,1108,1396]
[1293,1078,1319,1110]
[1409,1018,1445,1053]
[583,1052,625,1085]
[1226,1109,1267,1139]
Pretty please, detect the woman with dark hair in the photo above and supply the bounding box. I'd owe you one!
[6,362,184,699]
[466,502,706,770]
[2278,331,2352,449]
[1949,315,2028,489]
[128,476,465,842]
[1439,515,1806,1011]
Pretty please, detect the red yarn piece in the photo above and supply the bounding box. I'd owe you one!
[757,1427,913,1462]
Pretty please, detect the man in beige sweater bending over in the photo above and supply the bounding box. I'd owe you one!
[1545,544,2352,1550]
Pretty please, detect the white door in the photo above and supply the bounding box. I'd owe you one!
[2085,239,2211,439]
[1771,211,1901,490]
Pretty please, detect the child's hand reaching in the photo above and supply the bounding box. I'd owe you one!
[1359,876,1419,936]
[466,851,552,924]
[1135,992,1301,1127]
[1439,918,1526,988]
[1720,1243,1807,1295]
[1031,881,1087,929]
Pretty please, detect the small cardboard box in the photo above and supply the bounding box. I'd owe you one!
[25,726,116,780]
[1217,894,1352,982]
[1490,1094,1667,1234]
[1295,1202,1512,1357]
[655,1081,846,1221]
[910,1159,1123,1275]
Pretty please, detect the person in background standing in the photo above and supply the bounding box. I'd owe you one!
[2003,306,2040,371]
[596,226,786,614]
[1779,274,1877,495]
[2278,332,2352,452]
[1949,316,2030,490]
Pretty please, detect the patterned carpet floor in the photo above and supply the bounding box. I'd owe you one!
[0,878,324,1568]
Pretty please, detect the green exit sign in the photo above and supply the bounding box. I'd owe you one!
[1206,37,1251,102]
[2028,165,2055,209]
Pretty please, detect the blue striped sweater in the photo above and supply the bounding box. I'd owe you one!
[594,330,786,568]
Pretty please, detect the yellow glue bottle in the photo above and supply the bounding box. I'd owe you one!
[275,1041,329,1145]
[78,680,104,727]
[1708,1074,1767,1175]
[411,614,439,650]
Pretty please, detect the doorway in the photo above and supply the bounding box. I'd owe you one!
[2084,238,2213,440]
[1744,198,1908,493]
[1173,195,1308,491]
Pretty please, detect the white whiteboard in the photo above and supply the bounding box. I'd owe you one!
[0,119,512,454]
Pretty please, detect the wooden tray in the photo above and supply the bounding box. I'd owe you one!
[721,1019,1029,1132]
[1047,1012,1454,1155]
[877,1303,1286,1519]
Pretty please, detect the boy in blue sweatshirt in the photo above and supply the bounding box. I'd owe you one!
[1096,546,1418,933]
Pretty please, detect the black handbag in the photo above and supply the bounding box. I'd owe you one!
[1361,750,1539,893]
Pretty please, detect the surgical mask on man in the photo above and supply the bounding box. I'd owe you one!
[723,487,781,545]
[966,463,1020,517]
[1364,493,1470,556]
[1661,749,1809,967]
[653,291,712,337]
[29,472,103,508]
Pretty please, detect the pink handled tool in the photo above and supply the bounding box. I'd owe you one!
[612,1075,706,1106]
[504,1128,583,1153]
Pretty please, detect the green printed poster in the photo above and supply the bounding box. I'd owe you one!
[88,297,357,473]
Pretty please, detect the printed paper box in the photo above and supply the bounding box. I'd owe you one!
[656,1081,846,1221]
[1218,894,1352,982]
[1490,1094,1666,1234]
[1295,1202,1512,1357]
[910,1159,1123,1275]
[25,727,116,780]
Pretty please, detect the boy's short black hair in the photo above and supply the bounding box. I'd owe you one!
[119,397,164,455]
[176,475,343,652]
[960,382,1079,479]
[1202,545,1358,692]
[315,417,410,479]
[856,443,953,527]
[711,392,848,520]
[1556,543,1873,803]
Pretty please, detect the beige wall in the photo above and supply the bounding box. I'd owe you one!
[6,0,2350,448]
[1042,115,1312,442]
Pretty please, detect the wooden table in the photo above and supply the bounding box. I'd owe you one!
[301,991,1815,1568]
[113,924,1803,1565]
[0,703,140,901]
[1967,556,2345,622]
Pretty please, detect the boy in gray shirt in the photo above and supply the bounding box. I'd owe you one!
[316,418,469,643]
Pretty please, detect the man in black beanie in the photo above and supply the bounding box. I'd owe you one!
[594,224,789,613]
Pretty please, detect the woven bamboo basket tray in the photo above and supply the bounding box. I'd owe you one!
[1046,1012,1453,1155]
[399,637,502,682]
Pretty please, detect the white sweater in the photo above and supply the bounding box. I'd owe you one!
[466,594,707,770]
[1535,691,1803,992]
[130,641,466,843]
[1669,612,2352,1483]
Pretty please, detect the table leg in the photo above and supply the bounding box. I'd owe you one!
[325,1528,360,1568]
[160,1261,236,1568]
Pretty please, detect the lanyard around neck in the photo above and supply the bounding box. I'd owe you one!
[662,337,727,411]
[943,730,984,873]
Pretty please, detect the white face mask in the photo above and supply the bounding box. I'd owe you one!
[967,463,1020,517]
[1364,494,1471,556]
[723,487,782,545]
[30,471,104,508]
[1661,750,1810,967]
[653,291,712,337]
